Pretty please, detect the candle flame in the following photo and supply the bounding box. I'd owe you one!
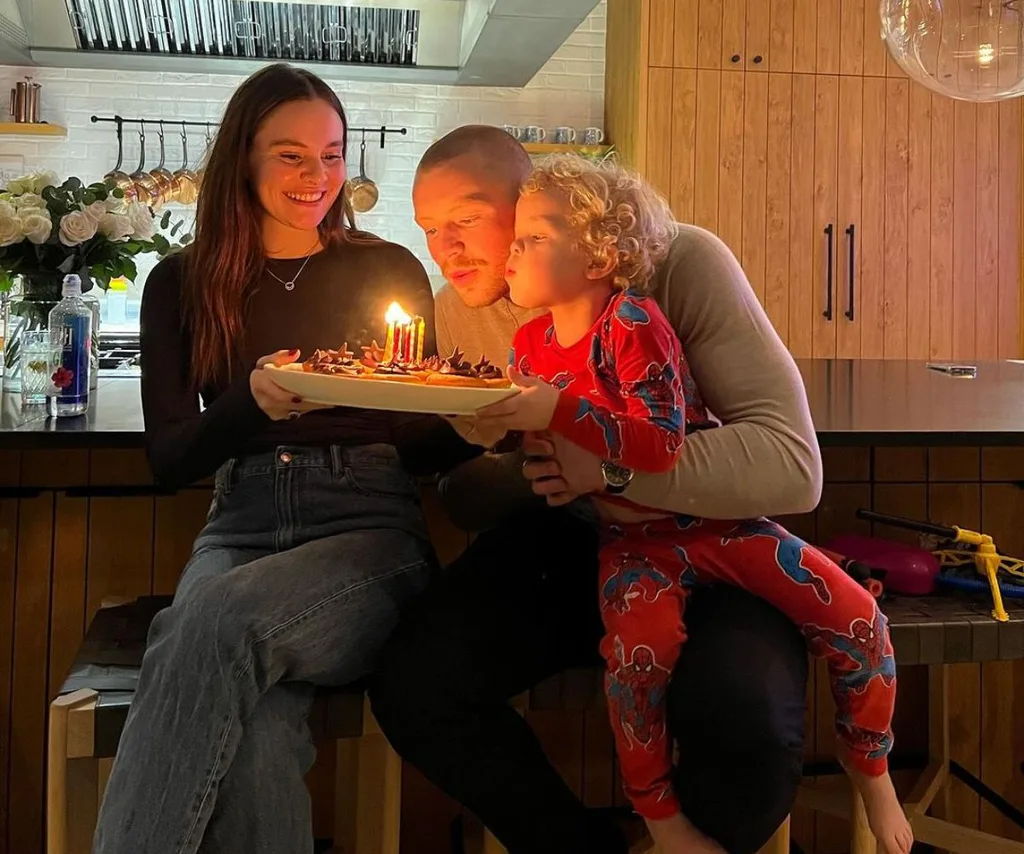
[385,301,410,325]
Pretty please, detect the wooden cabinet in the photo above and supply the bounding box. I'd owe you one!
[607,0,1023,360]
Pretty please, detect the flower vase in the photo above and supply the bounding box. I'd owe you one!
[1,273,100,393]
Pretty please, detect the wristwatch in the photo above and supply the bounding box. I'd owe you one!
[600,460,634,495]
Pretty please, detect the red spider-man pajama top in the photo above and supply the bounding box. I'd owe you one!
[510,289,897,821]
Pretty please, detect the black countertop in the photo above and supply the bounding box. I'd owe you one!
[2,359,1023,450]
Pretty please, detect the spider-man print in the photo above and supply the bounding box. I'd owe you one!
[544,323,555,345]
[606,639,670,750]
[601,553,674,614]
[613,291,652,330]
[546,370,575,390]
[569,397,624,460]
[596,513,897,819]
[587,327,618,392]
[622,362,685,452]
[805,608,896,694]
[672,545,702,588]
[721,519,833,605]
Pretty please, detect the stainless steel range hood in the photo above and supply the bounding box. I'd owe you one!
[1,0,600,86]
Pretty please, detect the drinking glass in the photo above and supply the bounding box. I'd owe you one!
[20,330,55,407]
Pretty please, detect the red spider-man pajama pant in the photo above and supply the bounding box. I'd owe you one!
[599,514,897,820]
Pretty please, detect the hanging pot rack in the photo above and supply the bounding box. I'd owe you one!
[90,114,407,149]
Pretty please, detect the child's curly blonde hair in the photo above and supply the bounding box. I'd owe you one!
[520,154,677,292]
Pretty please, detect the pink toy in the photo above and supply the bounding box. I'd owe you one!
[824,534,940,596]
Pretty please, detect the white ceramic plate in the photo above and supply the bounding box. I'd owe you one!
[265,364,518,415]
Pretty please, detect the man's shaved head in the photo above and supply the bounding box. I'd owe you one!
[413,125,534,307]
[417,124,533,194]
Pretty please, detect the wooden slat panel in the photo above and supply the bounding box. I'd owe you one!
[788,73,816,357]
[85,496,155,620]
[674,0,699,68]
[952,100,978,359]
[649,0,675,67]
[822,446,870,482]
[811,74,839,358]
[930,94,955,360]
[874,447,927,483]
[525,711,584,799]
[697,0,724,68]
[20,449,87,488]
[717,70,745,259]
[928,448,980,482]
[906,82,932,360]
[9,492,54,854]
[582,706,616,808]
[604,0,649,173]
[670,69,698,222]
[48,494,88,698]
[153,491,212,596]
[791,0,816,73]
[883,78,909,359]
[693,69,722,231]
[646,67,675,202]
[862,0,888,76]
[873,483,928,546]
[859,76,886,358]
[836,74,863,358]
[975,103,1000,361]
[741,72,768,306]
[0,453,17,854]
[744,0,769,69]
[997,98,1022,359]
[815,0,840,75]
[767,0,793,72]
[764,71,793,342]
[838,0,864,76]
[720,0,745,67]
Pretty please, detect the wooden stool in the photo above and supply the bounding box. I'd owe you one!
[45,597,402,854]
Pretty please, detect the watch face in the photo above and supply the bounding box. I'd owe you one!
[602,461,632,487]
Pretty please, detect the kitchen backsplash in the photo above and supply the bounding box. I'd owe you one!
[0,2,605,296]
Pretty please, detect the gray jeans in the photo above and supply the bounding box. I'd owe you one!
[93,444,435,854]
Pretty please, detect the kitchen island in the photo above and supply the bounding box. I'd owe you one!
[1,360,1023,854]
[3,359,1024,451]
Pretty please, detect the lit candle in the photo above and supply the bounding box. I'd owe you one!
[414,316,425,363]
[383,301,410,363]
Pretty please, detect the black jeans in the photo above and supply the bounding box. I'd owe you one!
[369,508,808,854]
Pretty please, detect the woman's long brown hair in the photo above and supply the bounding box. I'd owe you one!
[183,63,374,388]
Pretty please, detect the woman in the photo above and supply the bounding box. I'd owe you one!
[93,64,447,854]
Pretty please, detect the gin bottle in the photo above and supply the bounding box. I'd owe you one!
[47,274,92,417]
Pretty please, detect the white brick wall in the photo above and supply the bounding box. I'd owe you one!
[0,3,605,296]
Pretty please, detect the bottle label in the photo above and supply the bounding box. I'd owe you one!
[53,317,90,405]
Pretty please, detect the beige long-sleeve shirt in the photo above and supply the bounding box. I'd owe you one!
[434,223,822,530]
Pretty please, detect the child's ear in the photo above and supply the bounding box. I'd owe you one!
[585,251,617,281]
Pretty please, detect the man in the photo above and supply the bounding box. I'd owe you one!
[369,126,821,854]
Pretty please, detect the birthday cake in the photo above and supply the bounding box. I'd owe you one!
[302,342,511,389]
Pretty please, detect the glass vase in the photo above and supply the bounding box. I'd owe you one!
[1,272,100,393]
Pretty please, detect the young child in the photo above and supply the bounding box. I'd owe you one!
[457,155,913,854]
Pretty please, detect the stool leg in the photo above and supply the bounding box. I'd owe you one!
[353,705,402,854]
[48,690,99,854]
[756,815,791,854]
[851,790,877,854]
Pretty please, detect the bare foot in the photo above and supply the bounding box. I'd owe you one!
[847,767,914,854]
[644,813,726,854]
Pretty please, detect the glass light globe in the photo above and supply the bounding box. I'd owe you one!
[880,0,1024,102]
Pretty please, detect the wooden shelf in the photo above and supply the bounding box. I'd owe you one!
[0,122,67,138]
[521,142,613,158]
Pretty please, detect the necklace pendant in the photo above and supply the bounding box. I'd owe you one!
[284,280,296,291]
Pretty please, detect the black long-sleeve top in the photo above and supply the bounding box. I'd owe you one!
[140,240,476,488]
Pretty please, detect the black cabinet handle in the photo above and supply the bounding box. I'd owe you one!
[845,224,855,320]
[823,224,834,320]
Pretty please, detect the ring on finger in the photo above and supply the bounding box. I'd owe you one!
[287,410,301,421]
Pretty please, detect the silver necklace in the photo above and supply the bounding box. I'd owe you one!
[267,243,318,291]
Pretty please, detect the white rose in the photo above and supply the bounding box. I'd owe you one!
[59,210,98,246]
[81,201,107,223]
[30,171,59,194]
[97,212,132,242]
[0,210,21,247]
[125,201,155,240]
[21,210,52,244]
[13,192,46,212]
[104,195,127,214]
[5,175,33,195]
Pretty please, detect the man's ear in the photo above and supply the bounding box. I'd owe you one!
[585,250,617,281]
